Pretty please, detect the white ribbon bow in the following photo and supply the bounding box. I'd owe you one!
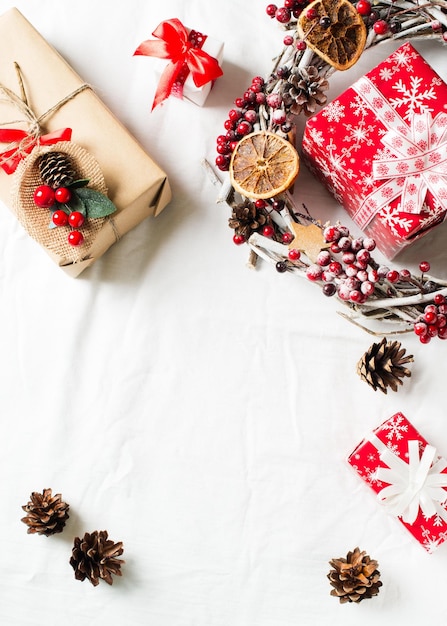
[371,434,447,525]
[352,77,447,229]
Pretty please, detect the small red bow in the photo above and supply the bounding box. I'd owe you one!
[0,127,72,174]
[134,18,223,110]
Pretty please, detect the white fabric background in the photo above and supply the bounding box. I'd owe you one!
[1,1,447,624]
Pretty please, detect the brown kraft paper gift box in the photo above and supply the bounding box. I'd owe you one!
[0,8,171,277]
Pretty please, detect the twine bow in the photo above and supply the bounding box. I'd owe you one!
[134,18,223,110]
[352,76,447,229]
[371,434,447,525]
[0,63,90,174]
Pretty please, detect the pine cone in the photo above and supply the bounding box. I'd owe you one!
[37,151,77,188]
[229,200,270,240]
[21,488,70,536]
[280,66,329,116]
[357,337,413,393]
[70,530,124,586]
[328,547,382,603]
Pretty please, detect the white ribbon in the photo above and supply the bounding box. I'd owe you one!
[351,76,447,230]
[370,434,447,525]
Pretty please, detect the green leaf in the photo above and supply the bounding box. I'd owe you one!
[68,192,87,216]
[69,178,90,189]
[75,187,117,219]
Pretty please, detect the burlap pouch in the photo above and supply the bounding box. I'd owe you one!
[11,141,112,266]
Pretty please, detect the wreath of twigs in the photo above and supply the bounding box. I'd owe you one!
[205,0,447,344]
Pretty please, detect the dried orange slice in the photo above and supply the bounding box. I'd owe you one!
[229,131,299,200]
[297,0,366,71]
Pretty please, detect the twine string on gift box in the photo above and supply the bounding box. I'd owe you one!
[370,433,447,524]
[0,62,91,174]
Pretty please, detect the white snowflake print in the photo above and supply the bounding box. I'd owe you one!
[386,442,400,456]
[379,66,395,82]
[389,76,436,119]
[387,44,419,72]
[378,204,414,237]
[422,534,441,553]
[364,467,382,488]
[350,94,371,118]
[367,452,377,463]
[307,126,324,147]
[322,100,345,123]
[382,414,409,441]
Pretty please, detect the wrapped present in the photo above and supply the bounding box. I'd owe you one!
[302,43,447,259]
[0,8,171,277]
[348,413,447,552]
[134,18,224,109]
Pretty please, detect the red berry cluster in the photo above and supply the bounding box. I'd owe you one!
[413,297,447,343]
[292,224,380,303]
[266,1,308,23]
[33,184,85,247]
[216,77,290,172]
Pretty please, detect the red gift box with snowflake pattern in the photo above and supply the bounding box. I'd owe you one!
[302,43,447,259]
[347,413,447,552]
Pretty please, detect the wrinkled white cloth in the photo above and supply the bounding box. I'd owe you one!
[1,1,447,625]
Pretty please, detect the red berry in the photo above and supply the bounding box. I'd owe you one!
[228,109,241,122]
[424,310,438,324]
[306,7,318,19]
[266,3,278,17]
[282,232,294,244]
[263,225,274,237]
[356,0,372,15]
[316,250,331,266]
[323,226,340,242]
[427,324,438,338]
[51,210,68,226]
[288,249,301,261]
[419,261,431,273]
[275,7,291,22]
[244,110,258,124]
[436,314,447,329]
[328,261,342,276]
[54,187,72,204]
[68,230,84,246]
[283,35,294,45]
[414,321,428,337]
[296,40,307,51]
[386,270,400,283]
[33,185,55,208]
[419,334,431,344]
[362,237,376,251]
[434,293,446,305]
[306,264,322,281]
[68,211,85,228]
[373,20,388,35]
[233,234,245,245]
[236,121,252,136]
[438,326,447,339]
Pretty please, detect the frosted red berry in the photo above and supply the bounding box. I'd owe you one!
[33,185,55,208]
[275,7,291,22]
[51,210,69,226]
[68,230,84,246]
[68,211,85,228]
